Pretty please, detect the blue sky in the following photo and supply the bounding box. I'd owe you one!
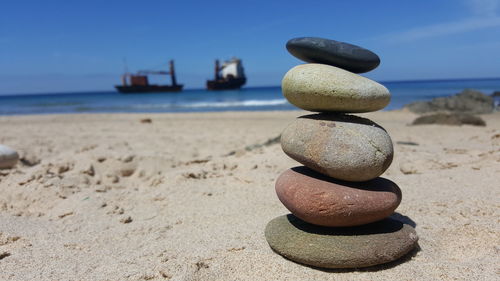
[1,0,499,94]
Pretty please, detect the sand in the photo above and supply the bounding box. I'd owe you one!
[0,110,498,281]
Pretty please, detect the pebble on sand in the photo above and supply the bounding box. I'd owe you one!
[0,144,19,169]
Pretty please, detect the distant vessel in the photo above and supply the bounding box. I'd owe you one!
[115,60,183,93]
[206,57,246,90]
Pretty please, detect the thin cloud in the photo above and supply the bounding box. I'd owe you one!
[371,0,500,45]
[375,16,500,44]
[465,0,499,17]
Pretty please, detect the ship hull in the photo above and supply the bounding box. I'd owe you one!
[115,84,183,94]
[206,78,246,90]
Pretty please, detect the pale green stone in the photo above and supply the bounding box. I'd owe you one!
[282,63,390,112]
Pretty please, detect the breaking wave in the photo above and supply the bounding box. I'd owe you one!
[134,99,288,109]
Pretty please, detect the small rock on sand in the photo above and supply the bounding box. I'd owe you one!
[0,145,19,169]
[120,216,133,224]
[396,141,419,146]
[400,162,419,175]
[0,252,11,260]
[19,151,40,166]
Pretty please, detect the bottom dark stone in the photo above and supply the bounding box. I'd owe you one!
[265,214,418,269]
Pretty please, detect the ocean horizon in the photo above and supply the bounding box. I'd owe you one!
[1,77,499,115]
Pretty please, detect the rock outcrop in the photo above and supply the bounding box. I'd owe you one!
[411,113,486,126]
[406,89,494,114]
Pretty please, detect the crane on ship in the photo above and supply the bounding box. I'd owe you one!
[115,60,183,94]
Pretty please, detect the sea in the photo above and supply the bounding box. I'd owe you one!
[0,78,499,115]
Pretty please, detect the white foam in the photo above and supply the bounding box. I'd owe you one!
[134,99,288,109]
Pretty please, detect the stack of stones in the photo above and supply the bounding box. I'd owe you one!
[265,37,418,269]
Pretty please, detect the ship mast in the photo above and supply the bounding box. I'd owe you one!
[214,59,220,81]
[169,60,177,86]
[121,57,129,86]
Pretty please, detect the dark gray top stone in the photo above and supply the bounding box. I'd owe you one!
[286,37,380,73]
[265,214,418,269]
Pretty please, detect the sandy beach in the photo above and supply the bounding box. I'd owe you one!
[0,110,499,280]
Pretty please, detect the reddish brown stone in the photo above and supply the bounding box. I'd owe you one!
[275,167,402,227]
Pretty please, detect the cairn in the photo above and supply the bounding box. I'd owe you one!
[265,37,418,269]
